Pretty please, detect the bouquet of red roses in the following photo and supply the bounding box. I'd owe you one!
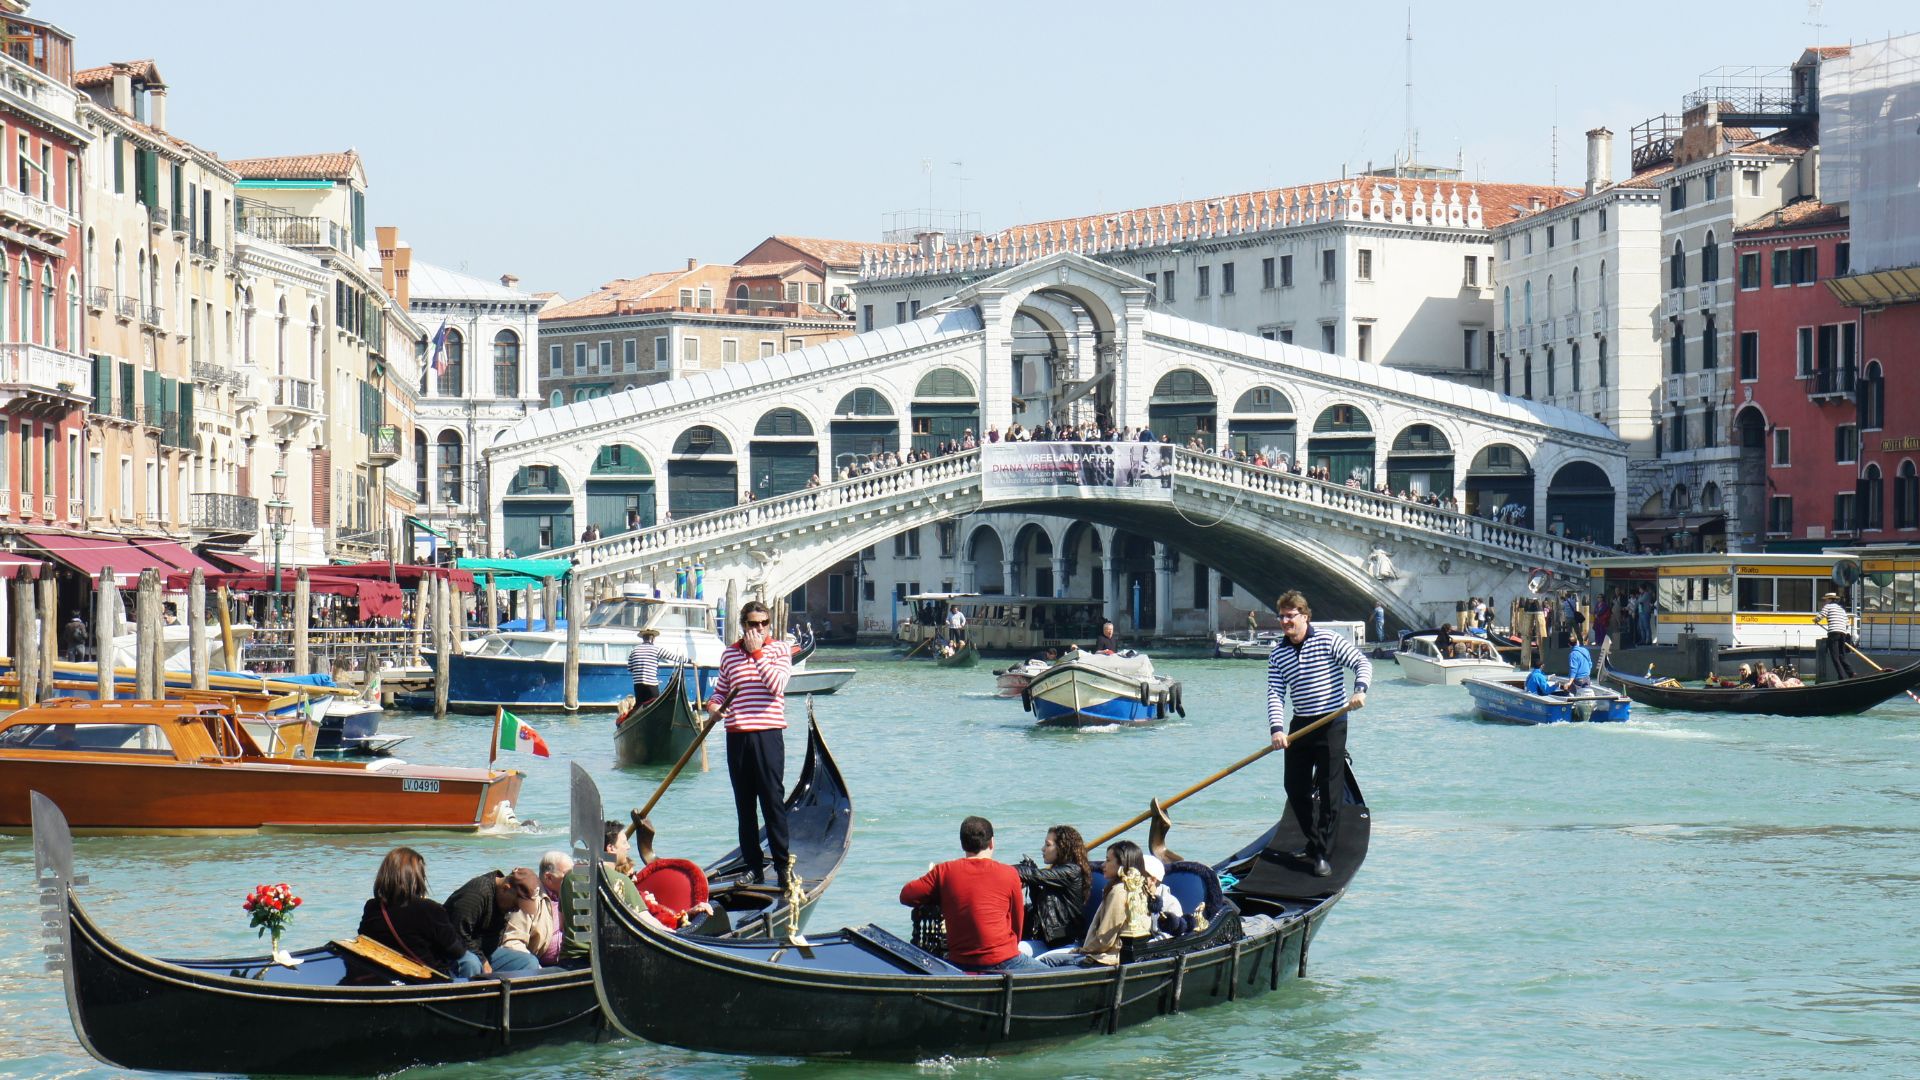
[242,882,302,939]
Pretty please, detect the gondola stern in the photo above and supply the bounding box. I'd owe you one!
[31,790,113,1068]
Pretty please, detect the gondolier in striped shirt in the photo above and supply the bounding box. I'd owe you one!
[707,600,794,888]
[625,627,688,705]
[1816,592,1856,680]
[1266,590,1370,878]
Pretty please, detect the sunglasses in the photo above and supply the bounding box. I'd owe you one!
[744,619,771,628]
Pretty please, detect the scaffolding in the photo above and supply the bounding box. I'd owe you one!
[1819,33,1920,275]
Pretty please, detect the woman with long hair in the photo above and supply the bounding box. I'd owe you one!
[356,846,472,979]
[1038,840,1151,967]
[1016,825,1091,954]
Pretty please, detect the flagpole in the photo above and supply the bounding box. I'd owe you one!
[489,704,502,769]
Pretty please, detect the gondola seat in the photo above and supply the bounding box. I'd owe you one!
[1076,869,1108,940]
[632,858,709,927]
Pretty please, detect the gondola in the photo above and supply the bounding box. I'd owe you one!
[791,625,819,666]
[935,640,980,667]
[1601,658,1920,717]
[588,763,1369,1060]
[32,716,852,1076]
[612,667,702,766]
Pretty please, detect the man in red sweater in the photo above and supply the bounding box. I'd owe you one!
[899,816,1050,973]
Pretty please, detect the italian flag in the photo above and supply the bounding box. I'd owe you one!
[496,710,551,758]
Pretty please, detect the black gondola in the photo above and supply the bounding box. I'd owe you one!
[1601,658,1920,717]
[791,625,818,665]
[587,763,1369,1060]
[935,640,980,668]
[612,667,702,766]
[31,717,852,1076]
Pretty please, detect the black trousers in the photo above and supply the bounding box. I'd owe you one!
[632,682,658,705]
[1283,715,1347,860]
[726,728,789,879]
[1824,632,1856,679]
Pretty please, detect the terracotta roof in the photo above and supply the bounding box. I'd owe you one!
[1809,45,1852,59]
[539,270,688,320]
[225,151,363,181]
[1735,199,1847,236]
[1734,127,1815,157]
[74,59,162,88]
[1614,162,1678,189]
[734,260,808,278]
[765,236,896,268]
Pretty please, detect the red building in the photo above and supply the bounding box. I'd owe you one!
[1734,199,1920,549]
[0,12,89,534]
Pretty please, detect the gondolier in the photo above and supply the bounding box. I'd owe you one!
[1816,592,1856,680]
[626,628,687,706]
[1266,590,1370,878]
[707,600,793,888]
[945,604,967,644]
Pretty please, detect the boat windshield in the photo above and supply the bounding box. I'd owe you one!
[0,721,173,755]
[587,598,710,632]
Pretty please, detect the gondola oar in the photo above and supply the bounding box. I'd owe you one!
[1845,641,1920,705]
[628,686,737,838]
[1089,702,1356,848]
[903,635,935,660]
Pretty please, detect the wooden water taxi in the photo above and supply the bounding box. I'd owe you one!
[0,698,520,833]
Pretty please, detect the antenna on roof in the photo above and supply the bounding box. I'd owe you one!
[1403,9,1416,173]
[1550,84,1559,185]
[1804,0,1826,37]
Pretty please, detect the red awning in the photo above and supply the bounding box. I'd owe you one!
[320,560,476,592]
[21,533,175,585]
[133,538,230,576]
[161,571,405,619]
[203,550,267,573]
[0,551,41,579]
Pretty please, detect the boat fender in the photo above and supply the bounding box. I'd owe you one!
[1172,683,1185,718]
[1139,681,1152,707]
[1021,687,1033,713]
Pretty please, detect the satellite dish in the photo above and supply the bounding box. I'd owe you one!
[1832,560,1862,588]
[1525,568,1553,595]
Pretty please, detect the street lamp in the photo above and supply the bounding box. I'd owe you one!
[267,466,291,597]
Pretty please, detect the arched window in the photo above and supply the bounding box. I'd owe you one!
[85,227,96,291]
[1670,239,1686,289]
[1523,280,1532,323]
[1599,259,1608,307]
[492,329,520,397]
[1503,286,1512,328]
[413,430,428,500]
[1861,361,1885,430]
[437,431,464,505]
[113,239,124,302]
[1546,274,1555,319]
[1702,230,1719,281]
[1895,460,1919,530]
[275,296,288,376]
[437,328,465,397]
[136,248,146,308]
[18,256,32,341]
[1671,483,1691,512]
[1598,337,1609,386]
[1546,346,1556,396]
[1701,481,1721,511]
[172,261,182,333]
[308,307,320,381]
[41,265,55,347]
[65,272,79,350]
[549,389,563,409]
[1864,463,1884,531]
[1571,267,1581,311]
[1571,343,1582,392]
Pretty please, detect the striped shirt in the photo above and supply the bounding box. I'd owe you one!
[1818,602,1852,635]
[625,643,688,687]
[1267,625,1372,732]
[707,640,792,732]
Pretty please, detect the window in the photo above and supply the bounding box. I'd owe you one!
[1546,226,1555,249]
[1739,252,1761,289]
[1793,247,1817,285]
[1834,491,1856,533]
[1863,464,1884,530]
[893,530,920,558]
[597,340,612,374]
[1320,324,1335,352]
[1160,272,1175,302]
[1356,249,1373,280]
[1835,242,1850,277]
[1773,428,1791,466]
[1740,331,1759,380]
[1196,265,1210,297]
[1796,327,1814,376]
[547,343,561,375]
[622,339,637,371]
[437,329,464,396]
[1572,217,1581,241]
[1772,249,1790,287]
[1671,320,1687,373]
[1221,262,1235,295]
[493,330,520,397]
[909,299,920,318]
[1524,231,1534,255]
[1702,316,1717,369]
[1767,495,1793,534]
[1703,171,1718,200]
[760,341,775,358]
[653,337,668,370]
[696,287,713,308]
[784,282,801,303]
[862,304,873,331]
[1463,256,1478,286]
[1895,461,1919,530]
[1670,180,1687,211]
[573,342,588,375]
[1835,424,1856,464]
[1280,254,1294,287]
[681,338,698,367]
[1571,343,1582,391]
[1462,328,1479,370]
[1146,272,1157,293]
[1670,408,1687,451]
[722,338,738,364]
[1524,355,1534,398]
[895,301,906,322]
[1598,338,1609,386]
[938,522,957,557]
[1357,323,1372,363]
[1744,169,1761,197]
[1702,403,1716,447]
[1279,329,1293,344]
[678,288,693,306]
[1321,250,1335,282]
[806,282,821,304]
[827,574,845,613]
[1546,346,1556,395]
[1261,257,1275,289]
[1670,240,1686,289]
[1599,207,1608,232]
[1701,232,1719,280]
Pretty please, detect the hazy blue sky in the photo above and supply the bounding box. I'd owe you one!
[53,0,1915,298]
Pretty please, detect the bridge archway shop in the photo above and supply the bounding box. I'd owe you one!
[503,464,572,554]
[750,408,818,499]
[1227,386,1296,463]
[586,444,656,535]
[669,425,737,518]
[910,368,979,454]
[830,388,899,473]
[1546,461,1615,544]
[1308,405,1375,486]
[1386,423,1455,498]
[1465,443,1533,526]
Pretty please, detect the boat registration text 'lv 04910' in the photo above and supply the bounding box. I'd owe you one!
[401,778,441,794]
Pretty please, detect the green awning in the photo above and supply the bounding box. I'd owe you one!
[407,517,447,539]
[456,556,572,592]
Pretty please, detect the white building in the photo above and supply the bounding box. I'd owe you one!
[1491,128,1667,469]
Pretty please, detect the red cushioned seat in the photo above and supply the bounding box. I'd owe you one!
[630,858,709,925]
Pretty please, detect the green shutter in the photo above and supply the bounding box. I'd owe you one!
[118,362,134,421]
[91,354,111,413]
[112,137,124,194]
[143,369,161,426]
[178,382,194,448]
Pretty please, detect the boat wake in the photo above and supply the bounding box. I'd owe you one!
[1603,722,1719,740]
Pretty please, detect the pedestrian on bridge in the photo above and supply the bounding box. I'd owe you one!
[1266,590,1370,879]
[1371,603,1385,645]
[707,600,794,889]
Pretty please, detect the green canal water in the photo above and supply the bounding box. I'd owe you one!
[3,648,1919,1078]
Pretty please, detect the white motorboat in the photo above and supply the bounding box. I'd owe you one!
[1397,633,1514,685]
[1025,650,1183,726]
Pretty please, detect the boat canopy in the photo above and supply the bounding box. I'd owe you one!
[455,557,573,592]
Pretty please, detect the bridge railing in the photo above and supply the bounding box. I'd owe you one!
[1172,450,1615,570]
[544,449,984,572]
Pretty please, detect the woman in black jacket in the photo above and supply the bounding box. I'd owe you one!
[1016,825,1092,952]
[357,847,472,979]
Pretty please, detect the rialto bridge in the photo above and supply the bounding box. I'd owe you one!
[484,254,1628,626]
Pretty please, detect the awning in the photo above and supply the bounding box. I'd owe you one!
[161,571,404,619]
[0,551,42,579]
[133,538,229,576]
[1630,514,1727,537]
[203,550,267,573]
[21,533,176,585]
[321,560,475,592]
[456,556,572,592]
[407,516,448,540]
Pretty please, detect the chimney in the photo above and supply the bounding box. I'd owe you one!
[499,273,519,289]
[375,226,399,298]
[1585,127,1613,195]
[393,243,411,308]
[686,257,698,271]
[110,71,132,114]
[149,86,167,132]
[916,230,946,258]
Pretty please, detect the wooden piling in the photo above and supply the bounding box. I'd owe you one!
[135,568,162,700]
[14,576,37,707]
[188,569,209,691]
[563,571,583,711]
[36,566,56,701]
[215,584,238,671]
[541,576,557,634]
[96,567,116,698]
[432,573,451,719]
[293,568,311,675]
[485,572,499,633]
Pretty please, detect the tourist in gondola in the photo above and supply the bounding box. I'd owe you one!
[561,821,645,963]
[707,600,793,889]
[495,855,566,972]
[1037,840,1151,967]
[1014,825,1091,956]
[1266,590,1370,879]
[444,867,540,976]
[899,815,1048,973]
[1817,592,1857,680]
[357,847,470,980]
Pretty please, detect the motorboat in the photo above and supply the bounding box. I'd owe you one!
[1024,651,1184,726]
[993,657,1052,697]
[1462,675,1631,725]
[786,665,856,695]
[1396,633,1514,685]
[1213,631,1282,659]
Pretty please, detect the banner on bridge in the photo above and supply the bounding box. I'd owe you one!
[981,442,1174,500]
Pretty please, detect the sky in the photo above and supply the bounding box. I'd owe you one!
[50,0,1917,299]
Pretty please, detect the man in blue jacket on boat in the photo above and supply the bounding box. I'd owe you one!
[1564,632,1594,693]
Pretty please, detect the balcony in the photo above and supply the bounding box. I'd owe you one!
[237,211,353,254]
[137,403,166,430]
[148,203,169,233]
[1516,325,1533,349]
[1591,307,1609,333]
[190,237,219,263]
[1663,290,1684,319]
[268,376,323,435]
[0,342,90,409]
[1807,365,1856,401]
[116,296,137,322]
[1493,328,1509,352]
[140,305,164,328]
[188,492,260,537]
[86,285,109,310]
[1562,312,1582,338]
[1699,280,1719,308]
[0,184,74,243]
